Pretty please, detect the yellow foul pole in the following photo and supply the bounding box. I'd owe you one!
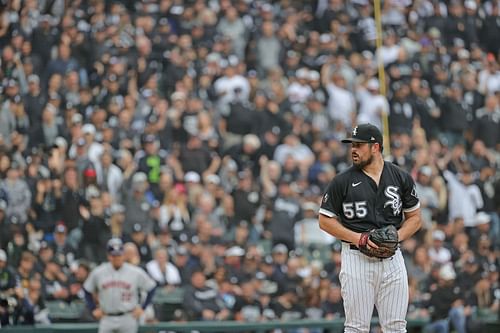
[373,0,391,157]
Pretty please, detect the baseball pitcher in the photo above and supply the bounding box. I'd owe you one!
[318,124,422,332]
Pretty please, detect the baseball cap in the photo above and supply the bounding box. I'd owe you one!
[224,246,245,257]
[419,166,432,177]
[432,229,445,241]
[184,171,200,183]
[28,74,40,84]
[72,113,83,125]
[55,223,67,233]
[476,212,491,225]
[110,204,125,215]
[366,78,380,91]
[107,238,124,256]
[302,201,318,211]
[132,172,148,184]
[464,0,477,10]
[205,174,220,185]
[176,246,189,256]
[341,123,383,145]
[82,124,96,135]
[0,249,7,262]
[83,168,97,178]
[132,223,143,233]
[272,243,288,255]
[54,137,68,149]
[142,134,156,144]
[439,264,456,280]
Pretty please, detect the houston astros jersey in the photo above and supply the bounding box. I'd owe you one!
[319,162,420,233]
[83,262,156,314]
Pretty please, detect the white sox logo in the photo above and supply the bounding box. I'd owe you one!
[384,186,402,215]
[352,126,358,136]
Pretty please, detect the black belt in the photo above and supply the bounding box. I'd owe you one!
[105,311,129,316]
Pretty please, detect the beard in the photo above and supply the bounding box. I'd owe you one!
[353,153,373,170]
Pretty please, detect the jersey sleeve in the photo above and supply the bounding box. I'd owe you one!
[401,172,420,213]
[319,176,343,218]
[83,269,97,293]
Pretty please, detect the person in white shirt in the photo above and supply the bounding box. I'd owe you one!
[357,78,389,131]
[95,149,123,203]
[273,134,314,169]
[213,58,250,107]
[377,30,401,67]
[287,68,313,104]
[146,247,181,287]
[295,202,335,247]
[443,169,483,228]
[325,71,356,128]
[428,230,451,264]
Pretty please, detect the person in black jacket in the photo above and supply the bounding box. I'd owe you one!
[439,83,469,147]
[424,264,467,333]
[182,270,230,321]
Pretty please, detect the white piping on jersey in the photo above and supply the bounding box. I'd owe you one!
[319,208,337,218]
[403,202,420,213]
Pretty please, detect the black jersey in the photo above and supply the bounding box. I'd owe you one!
[319,162,420,233]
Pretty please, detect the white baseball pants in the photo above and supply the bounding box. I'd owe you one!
[339,243,408,333]
[99,313,138,333]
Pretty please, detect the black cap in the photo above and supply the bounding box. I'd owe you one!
[132,223,143,233]
[341,124,383,145]
[142,134,156,144]
[107,238,124,255]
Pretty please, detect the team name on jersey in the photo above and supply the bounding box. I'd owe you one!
[102,280,132,290]
[384,186,402,215]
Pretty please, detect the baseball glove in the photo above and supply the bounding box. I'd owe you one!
[358,225,399,259]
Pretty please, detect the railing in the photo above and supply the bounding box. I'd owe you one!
[0,318,444,333]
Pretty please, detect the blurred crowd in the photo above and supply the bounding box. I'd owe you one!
[0,0,499,331]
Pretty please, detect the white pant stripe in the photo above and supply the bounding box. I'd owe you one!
[340,243,408,333]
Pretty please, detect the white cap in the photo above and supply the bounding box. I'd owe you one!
[296,68,309,79]
[302,202,319,211]
[458,49,470,59]
[432,229,445,241]
[110,204,125,214]
[171,91,186,101]
[319,34,332,43]
[367,78,380,91]
[184,171,201,183]
[308,70,320,81]
[439,264,456,280]
[476,212,491,225]
[419,166,432,177]
[54,136,68,149]
[28,74,40,83]
[464,0,477,10]
[82,124,96,135]
[206,52,221,63]
[272,243,288,254]
[224,246,245,257]
[0,249,7,261]
[72,113,83,124]
[243,134,261,150]
[132,172,148,184]
[205,174,220,185]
